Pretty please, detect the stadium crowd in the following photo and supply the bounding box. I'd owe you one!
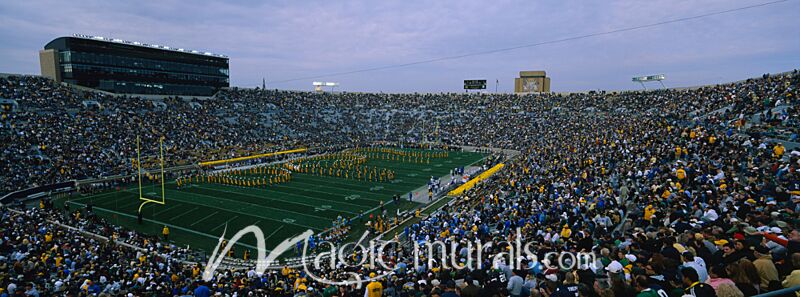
[0,70,799,296]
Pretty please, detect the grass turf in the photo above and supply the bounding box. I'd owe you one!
[59,149,485,258]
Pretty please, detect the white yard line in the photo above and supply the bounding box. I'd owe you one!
[187,186,346,219]
[211,215,239,233]
[172,207,199,220]
[190,211,220,227]
[160,189,324,230]
[154,204,181,216]
[66,201,260,251]
[263,226,285,242]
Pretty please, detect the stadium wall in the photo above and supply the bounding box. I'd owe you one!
[0,180,76,205]
[39,49,61,82]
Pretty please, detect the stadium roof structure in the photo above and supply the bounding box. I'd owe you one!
[41,35,230,96]
[70,34,228,58]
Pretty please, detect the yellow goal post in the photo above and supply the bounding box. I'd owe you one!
[137,136,166,213]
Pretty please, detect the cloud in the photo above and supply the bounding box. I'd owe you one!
[0,0,797,92]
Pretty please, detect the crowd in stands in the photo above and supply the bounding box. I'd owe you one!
[0,70,799,296]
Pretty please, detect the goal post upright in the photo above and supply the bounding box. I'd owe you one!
[137,136,166,213]
[137,136,143,200]
[160,136,165,201]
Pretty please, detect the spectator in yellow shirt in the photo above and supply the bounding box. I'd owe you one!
[644,204,656,221]
[365,272,383,297]
[561,224,572,239]
[162,225,170,241]
[773,143,785,158]
[676,168,687,180]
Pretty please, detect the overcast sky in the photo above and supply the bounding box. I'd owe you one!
[1,0,798,93]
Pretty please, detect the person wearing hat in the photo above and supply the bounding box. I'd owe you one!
[605,260,624,275]
[752,245,779,291]
[722,239,755,264]
[364,272,383,297]
[714,239,729,247]
[681,267,716,297]
[764,227,788,252]
[691,232,718,260]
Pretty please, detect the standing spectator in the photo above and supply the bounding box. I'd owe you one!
[162,225,170,241]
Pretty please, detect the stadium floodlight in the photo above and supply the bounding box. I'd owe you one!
[312,82,339,92]
[327,82,339,92]
[632,74,666,90]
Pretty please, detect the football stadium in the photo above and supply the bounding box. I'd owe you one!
[1,1,800,297]
[63,145,487,255]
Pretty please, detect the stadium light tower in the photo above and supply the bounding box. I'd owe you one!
[632,74,666,90]
[325,82,339,92]
[312,82,340,92]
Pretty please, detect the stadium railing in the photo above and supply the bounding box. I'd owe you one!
[753,285,800,297]
[447,163,505,196]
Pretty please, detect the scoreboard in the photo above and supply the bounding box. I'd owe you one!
[464,79,487,90]
[632,74,665,82]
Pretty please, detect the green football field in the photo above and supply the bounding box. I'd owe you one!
[60,148,485,259]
